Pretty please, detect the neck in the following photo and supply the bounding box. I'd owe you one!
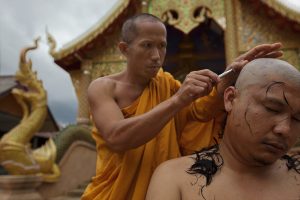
[219,139,276,176]
[123,68,151,87]
[121,68,151,88]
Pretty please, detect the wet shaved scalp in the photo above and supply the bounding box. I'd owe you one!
[235,58,300,91]
[121,13,164,44]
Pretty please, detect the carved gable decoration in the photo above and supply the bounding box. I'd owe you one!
[148,0,226,34]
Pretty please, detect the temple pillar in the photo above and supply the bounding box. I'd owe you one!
[141,0,149,12]
[224,0,239,64]
[77,60,92,125]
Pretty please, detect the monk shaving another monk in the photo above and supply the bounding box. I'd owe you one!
[81,12,283,200]
[146,58,300,200]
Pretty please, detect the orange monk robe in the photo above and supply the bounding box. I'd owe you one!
[82,70,225,200]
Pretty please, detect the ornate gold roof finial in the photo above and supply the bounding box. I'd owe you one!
[16,37,40,85]
[46,26,57,56]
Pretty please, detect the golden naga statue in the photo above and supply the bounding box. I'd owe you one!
[0,38,60,182]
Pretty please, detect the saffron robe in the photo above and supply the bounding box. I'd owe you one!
[82,70,224,200]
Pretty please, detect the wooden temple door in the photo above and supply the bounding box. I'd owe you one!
[163,19,226,82]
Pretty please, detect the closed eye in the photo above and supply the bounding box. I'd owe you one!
[265,106,280,113]
[292,116,300,122]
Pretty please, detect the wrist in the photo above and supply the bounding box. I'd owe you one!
[169,94,187,111]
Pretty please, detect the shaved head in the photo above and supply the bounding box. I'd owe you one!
[235,58,300,91]
[121,13,164,44]
[223,58,300,167]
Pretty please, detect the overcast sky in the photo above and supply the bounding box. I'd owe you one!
[278,0,300,11]
[0,0,118,127]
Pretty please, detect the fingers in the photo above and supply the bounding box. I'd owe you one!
[269,42,282,50]
[256,50,283,59]
[229,42,283,73]
[243,44,270,61]
[238,42,283,62]
[174,69,228,107]
[190,80,213,97]
[188,69,220,83]
[182,69,219,98]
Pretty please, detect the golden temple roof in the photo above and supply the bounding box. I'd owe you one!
[262,0,300,24]
[50,0,300,70]
[51,0,130,61]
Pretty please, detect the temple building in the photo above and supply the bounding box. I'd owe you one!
[0,1,299,199]
[47,0,300,125]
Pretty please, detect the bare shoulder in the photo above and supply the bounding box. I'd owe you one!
[87,75,122,102]
[268,155,300,199]
[146,156,195,200]
[88,76,116,93]
[150,156,191,190]
[155,155,194,176]
[157,155,207,187]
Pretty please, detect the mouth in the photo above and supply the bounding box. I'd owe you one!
[148,66,160,73]
[262,141,287,153]
[149,65,160,69]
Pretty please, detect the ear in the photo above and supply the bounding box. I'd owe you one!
[118,42,129,56]
[224,86,237,112]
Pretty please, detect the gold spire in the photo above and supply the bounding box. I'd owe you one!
[46,27,57,56]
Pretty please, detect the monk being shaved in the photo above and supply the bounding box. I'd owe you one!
[146,58,300,200]
[82,12,283,200]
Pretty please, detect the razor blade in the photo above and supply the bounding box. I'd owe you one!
[218,69,234,78]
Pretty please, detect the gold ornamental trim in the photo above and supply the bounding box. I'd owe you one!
[149,0,225,34]
[52,0,130,60]
[262,0,300,24]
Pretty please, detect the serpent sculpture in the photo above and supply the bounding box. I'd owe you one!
[0,38,60,182]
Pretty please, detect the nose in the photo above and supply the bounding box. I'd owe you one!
[273,117,291,137]
[151,47,160,62]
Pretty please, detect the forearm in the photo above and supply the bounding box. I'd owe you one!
[105,97,184,152]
